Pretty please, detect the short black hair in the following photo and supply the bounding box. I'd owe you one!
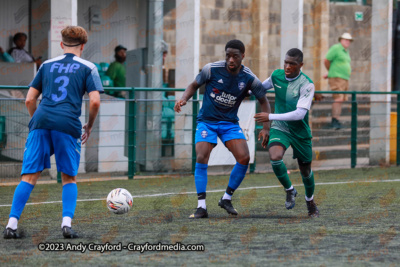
[225,39,245,54]
[13,32,27,43]
[286,48,303,63]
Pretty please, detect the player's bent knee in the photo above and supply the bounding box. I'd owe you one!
[237,155,250,165]
[301,170,311,177]
[270,155,283,162]
[21,172,41,185]
[196,154,209,164]
[61,173,77,185]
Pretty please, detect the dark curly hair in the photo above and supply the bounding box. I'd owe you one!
[225,39,245,54]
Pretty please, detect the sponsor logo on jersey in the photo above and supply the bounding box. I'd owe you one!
[201,130,208,138]
[218,79,224,84]
[270,138,281,141]
[212,88,220,94]
[214,92,238,107]
[238,81,246,90]
[274,84,281,88]
[238,129,243,133]
[211,88,221,98]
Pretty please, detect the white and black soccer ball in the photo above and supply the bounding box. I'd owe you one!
[106,188,133,214]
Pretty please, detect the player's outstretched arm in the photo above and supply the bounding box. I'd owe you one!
[174,80,201,113]
[82,91,100,145]
[256,95,271,148]
[25,87,41,117]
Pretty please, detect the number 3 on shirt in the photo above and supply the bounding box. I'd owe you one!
[52,76,69,102]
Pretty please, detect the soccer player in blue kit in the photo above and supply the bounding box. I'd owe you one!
[3,26,103,239]
[175,40,271,218]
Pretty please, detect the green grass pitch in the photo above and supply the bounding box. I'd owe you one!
[0,167,399,266]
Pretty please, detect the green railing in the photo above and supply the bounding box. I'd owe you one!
[255,90,400,170]
[1,86,400,182]
[318,91,400,168]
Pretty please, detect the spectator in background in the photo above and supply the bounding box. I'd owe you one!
[106,45,127,88]
[0,46,14,62]
[323,32,353,129]
[162,40,169,86]
[9,32,42,67]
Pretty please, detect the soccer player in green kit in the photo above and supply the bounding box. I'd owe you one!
[255,48,319,217]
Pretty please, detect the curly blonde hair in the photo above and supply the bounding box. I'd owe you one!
[61,26,88,45]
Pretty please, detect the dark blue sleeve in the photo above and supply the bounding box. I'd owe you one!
[195,63,211,86]
[28,65,44,92]
[250,77,267,99]
[86,67,104,94]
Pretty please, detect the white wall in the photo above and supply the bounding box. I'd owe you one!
[0,0,30,53]
[77,0,140,63]
[31,0,51,61]
[98,101,128,173]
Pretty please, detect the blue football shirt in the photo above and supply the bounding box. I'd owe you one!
[29,53,104,138]
[196,61,266,123]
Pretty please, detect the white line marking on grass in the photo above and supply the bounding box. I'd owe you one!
[0,179,399,208]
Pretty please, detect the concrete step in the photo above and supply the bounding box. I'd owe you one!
[0,162,22,178]
[310,115,370,129]
[312,143,370,160]
[0,162,51,179]
[256,133,369,151]
[311,135,369,147]
[255,143,369,163]
[254,156,370,172]
[311,127,370,137]
[310,103,371,117]
[255,127,371,151]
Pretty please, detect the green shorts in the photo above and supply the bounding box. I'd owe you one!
[267,128,313,164]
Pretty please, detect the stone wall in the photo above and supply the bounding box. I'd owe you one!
[164,0,269,83]
[164,1,372,92]
[329,4,372,92]
[266,0,281,78]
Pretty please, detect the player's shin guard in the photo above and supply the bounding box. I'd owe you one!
[271,160,292,189]
[9,181,35,220]
[62,183,78,219]
[195,163,208,198]
[226,162,248,195]
[302,171,315,199]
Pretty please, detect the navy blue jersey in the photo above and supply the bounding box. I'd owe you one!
[29,53,104,138]
[196,61,266,123]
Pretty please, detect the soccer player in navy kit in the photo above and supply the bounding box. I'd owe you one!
[3,26,103,239]
[175,40,271,218]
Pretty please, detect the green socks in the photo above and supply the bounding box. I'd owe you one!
[272,160,315,198]
[271,160,292,189]
[302,171,315,198]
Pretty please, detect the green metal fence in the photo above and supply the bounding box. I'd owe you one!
[0,85,399,183]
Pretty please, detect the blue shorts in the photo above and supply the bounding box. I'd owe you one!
[195,121,246,145]
[21,129,81,176]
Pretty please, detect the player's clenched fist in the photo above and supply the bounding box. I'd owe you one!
[174,99,187,113]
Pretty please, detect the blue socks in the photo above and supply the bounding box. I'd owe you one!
[9,181,35,220]
[62,183,78,218]
[226,162,248,196]
[195,163,208,199]
[195,162,248,204]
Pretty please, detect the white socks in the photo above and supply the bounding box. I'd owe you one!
[6,217,18,230]
[7,216,73,230]
[197,200,206,209]
[61,216,72,229]
[222,193,232,200]
[305,195,314,201]
[285,186,294,191]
